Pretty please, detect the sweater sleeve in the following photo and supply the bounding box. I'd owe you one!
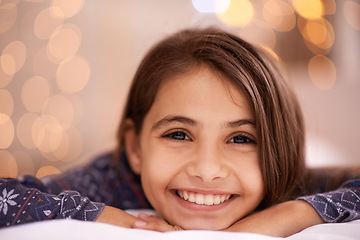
[298,179,360,223]
[0,178,104,228]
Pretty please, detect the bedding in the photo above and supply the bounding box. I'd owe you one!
[1,219,359,240]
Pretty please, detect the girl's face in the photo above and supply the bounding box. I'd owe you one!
[126,66,264,230]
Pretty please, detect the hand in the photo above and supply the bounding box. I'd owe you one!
[132,213,183,232]
[225,200,324,237]
[95,205,138,228]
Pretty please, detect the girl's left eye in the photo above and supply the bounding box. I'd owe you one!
[163,131,191,141]
[227,135,255,144]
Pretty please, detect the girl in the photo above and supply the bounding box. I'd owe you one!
[0,28,359,237]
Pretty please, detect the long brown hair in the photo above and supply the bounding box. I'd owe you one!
[116,27,305,209]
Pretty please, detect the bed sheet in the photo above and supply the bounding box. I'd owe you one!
[1,219,359,240]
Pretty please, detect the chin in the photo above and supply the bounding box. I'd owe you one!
[175,219,231,231]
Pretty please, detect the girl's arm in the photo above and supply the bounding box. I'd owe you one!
[96,205,138,228]
[0,153,148,228]
[225,200,324,237]
[298,179,360,223]
[227,178,360,237]
[0,178,104,228]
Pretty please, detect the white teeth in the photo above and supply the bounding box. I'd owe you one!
[177,190,232,205]
[188,193,196,203]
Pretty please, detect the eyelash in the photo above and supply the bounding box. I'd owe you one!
[161,129,192,142]
[161,130,256,144]
[227,133,256,144]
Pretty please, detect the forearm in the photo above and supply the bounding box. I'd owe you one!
[0,178,104,228]
[226,200,324,237]
[298,179,360,223]
[95,206,138,228]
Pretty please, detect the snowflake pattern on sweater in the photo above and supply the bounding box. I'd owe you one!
[0,152,359,228]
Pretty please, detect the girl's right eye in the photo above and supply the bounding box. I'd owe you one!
[162,131,191,141]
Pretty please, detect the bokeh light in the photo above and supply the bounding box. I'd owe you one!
[47,23,82,63]
[344,1,360,31]
[12,151,35,176]
[21,76,51,112]
[32,114,63,154]
[50,125,83,162]
[42,94,74,129]
[66,94,83,125]
[36,165,61,178]
[33,47,59,80]
[0,150,18,178]
[56,55,90,93]
[308,55,336,90]
[34,7,64,40]
[263,0,296,32]
[292,0,323,19]
[0,63,14,88]
[322,0,336,15]
[217,0,254,27]
[1,40,27,75]
[240,21,276,49]
[192,0,230,13]
[50,0,86,19]
[297,16,334,54]
[0,3,17,34]
[17,112,39,149]
[0,114,15,149]
[0,89,14,117]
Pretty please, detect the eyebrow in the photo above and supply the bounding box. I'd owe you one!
[224,119,256,128]
[151,115,255,130]
[152,115,198,130]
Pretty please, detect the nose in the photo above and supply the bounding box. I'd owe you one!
[186,144,229,182]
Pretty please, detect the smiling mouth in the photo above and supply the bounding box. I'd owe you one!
[176,190,233,206]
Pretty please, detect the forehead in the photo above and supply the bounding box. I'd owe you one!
[148,66,254,121]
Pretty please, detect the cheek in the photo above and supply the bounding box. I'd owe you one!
[139,151,179,202]
[232,151,264,197]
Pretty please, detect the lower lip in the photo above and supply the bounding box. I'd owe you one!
[171,191,237,212]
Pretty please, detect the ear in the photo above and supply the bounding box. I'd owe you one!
[124,119,142,174]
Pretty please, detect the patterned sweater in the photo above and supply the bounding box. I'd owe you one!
[0,152,359,228]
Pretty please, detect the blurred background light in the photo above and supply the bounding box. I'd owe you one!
[0,0,359,177]
[21,76,51,113]
[33,47,59,80]
[56,55,90,93]
[192,0,230,13]
[34,8,64,40]
[217,0,254,27]
[31,114,63,154]
[344,1,360,31]
[308,54,336,90]
[0,64,14,88]
[0,89,14,117]
[17,113,39,150]
[42,95,74,129]
[0,3,17,34]
[1,41,27,75]
[0,114,15,149]
[291,0,323,19]
[47,24,82,63]
[36,165,61,178]
[0,151,17,178]
[263,0,296,32]
[50,0,86,19]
